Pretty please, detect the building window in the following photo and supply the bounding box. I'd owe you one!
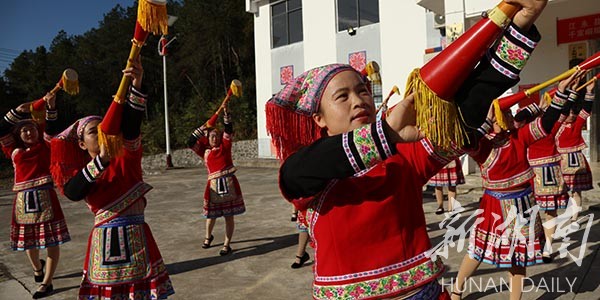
[372,82,382,109]
[337,0,379,32]
[271,0,303,48]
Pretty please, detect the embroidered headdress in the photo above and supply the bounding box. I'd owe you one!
[50,116,102,192]
[265,63,357,160]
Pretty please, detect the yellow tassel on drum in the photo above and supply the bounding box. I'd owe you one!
[62,77,79,95]
[231,80,243,98]
[97,125,124,158]
[492,99,508,130]
[366,61,381,85]
[61,69,80,95]
[405,68,465,150]
[137,0,169,35]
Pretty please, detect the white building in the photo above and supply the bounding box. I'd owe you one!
[247,0,600,171]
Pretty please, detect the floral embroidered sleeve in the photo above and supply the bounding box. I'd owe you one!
[280,120,396,200]
[489,22,539,80]
[455,22,540,146]
[63,155,110,201]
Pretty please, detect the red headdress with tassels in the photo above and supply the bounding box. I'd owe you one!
[50,116,103,192]
[266,64,357,161]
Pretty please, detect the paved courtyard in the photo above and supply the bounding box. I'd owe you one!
[1,164,599,299]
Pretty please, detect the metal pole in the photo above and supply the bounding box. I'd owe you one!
[163,54,173,168]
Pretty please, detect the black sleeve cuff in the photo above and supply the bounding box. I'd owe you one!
[127,86,148,111]
[4,109,27,125]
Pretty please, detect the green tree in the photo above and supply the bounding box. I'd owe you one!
[1,0,256,161]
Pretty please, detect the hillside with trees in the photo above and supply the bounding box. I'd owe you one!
[0,0,256,179]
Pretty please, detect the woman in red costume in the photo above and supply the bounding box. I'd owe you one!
[50,57,174,300]
[428,158,465,214]
[188,108,245,256]
[265,2,544,298]
[555,79,596,220]
[452,70,584,300]
[1,93,70,298]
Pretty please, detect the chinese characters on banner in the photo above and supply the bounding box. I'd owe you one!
[556,13,600,45]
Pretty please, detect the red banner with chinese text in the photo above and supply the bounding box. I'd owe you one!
[557,13,600,45]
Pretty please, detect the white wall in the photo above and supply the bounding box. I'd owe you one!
[303,0,338,69]
[335,24,382,67]
[379,0,428,107]
[271,43,305,91]
[464,0,496,18]
[253,3,275,158]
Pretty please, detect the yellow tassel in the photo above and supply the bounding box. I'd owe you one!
[543,92,552,106]
[97,125,124,158]
[61,69,79,95]
[493,99,508,130]
[137,0,169,35]
[62,78,79,95]
[405,68,466,149]
[231,80,243,97]
[29,104,46,125]
[366,61,381,84]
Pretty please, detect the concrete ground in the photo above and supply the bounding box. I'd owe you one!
[1,162,599,300]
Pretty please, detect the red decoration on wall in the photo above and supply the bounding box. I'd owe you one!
[280,65,294,85]
[348,51,366,71]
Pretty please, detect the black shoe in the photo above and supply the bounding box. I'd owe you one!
[219,245,232,256]
[32,283,53,299]
[33,259,45,283]
[291,252,310,269]
[435,207,444,215]
[542,252,553,263]
[202,235,214,249]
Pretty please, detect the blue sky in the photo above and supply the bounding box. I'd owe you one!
[0,0,132,73]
